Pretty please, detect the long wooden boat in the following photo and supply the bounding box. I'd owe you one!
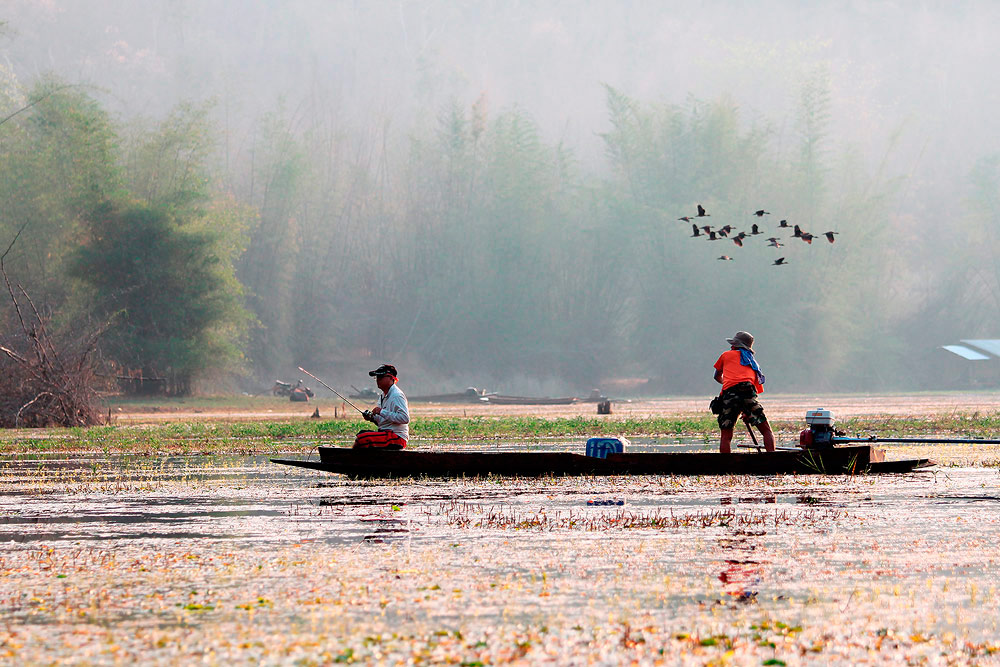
[271,445,932,479]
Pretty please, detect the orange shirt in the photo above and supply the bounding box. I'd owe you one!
[714,349,763,393]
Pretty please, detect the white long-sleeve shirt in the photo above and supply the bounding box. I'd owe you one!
[374,383,409,441]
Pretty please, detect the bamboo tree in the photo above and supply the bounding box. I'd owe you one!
[69,200,249,394]
[233,109,306,380]
[0,79,119,310]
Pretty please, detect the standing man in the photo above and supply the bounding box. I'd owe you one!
[354,364,409,449]
[712,331,775,454]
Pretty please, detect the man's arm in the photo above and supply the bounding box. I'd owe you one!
[376,395,409,425]
[714,369,723,385]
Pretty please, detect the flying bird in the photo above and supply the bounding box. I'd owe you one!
[718,255,734,261]
[753,210,770,217]
[732,236,743,247]
[751,223,762,235]
[690,224,701,237]
[778,219,790,228]
[679,216,694,222]
[700,225,713,234]
[793,224,803,238]
[707,231,718,240]
[800,232,814,244]
[697,204,710,217]
[773,257,788,265]
[766,237,783,247]
[824,231,839,243]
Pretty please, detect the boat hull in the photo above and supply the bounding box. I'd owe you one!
[271,446,932,478]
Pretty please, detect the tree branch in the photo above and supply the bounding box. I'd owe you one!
[16,392,54,428]
[0,84,79,129]
[1,221,32,342]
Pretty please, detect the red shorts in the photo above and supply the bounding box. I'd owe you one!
[353,430,407,450]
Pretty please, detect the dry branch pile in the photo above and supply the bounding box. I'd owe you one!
[1,232,106,428]
[0,328,106,428]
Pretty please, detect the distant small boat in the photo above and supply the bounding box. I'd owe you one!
[410,388,493,403]
[348,386,379,401]
[483,395,579,405]
[272,445,932,479]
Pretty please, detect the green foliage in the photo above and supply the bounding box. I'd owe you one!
[0,79,120,308]
[0,53,955,395]
[794,65,832,211]
[907,153,1000,364]
[123,102,216,210]
[6,408,1000,454]
[593,82,901,391]
[69,200,248,393]
[234,108,307,378]
[0,90,254,396]
[962,155,1000,317]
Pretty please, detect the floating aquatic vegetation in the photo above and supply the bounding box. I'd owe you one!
[0,444,998,664]
[439,502,851,531]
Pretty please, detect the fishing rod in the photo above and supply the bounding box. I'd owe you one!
[297,367,366,415]
[742,414,761,451]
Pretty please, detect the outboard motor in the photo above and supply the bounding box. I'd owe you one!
[799,408,841,449]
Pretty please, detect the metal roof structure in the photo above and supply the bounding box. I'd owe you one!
[941,344,991,361]
[961,339,1000,357]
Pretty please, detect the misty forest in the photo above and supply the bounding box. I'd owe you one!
[2,0,999,397]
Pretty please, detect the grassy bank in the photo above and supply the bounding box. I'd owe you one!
[2,413,1000,454]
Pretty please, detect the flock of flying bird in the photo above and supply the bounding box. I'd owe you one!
[679,204,838,265]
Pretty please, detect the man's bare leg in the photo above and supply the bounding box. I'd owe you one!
[720,427,734,454]
[757,420,776,452]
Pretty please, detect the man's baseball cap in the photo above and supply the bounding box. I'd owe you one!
[368,364,398,378]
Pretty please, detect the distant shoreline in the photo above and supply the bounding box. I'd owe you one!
[2,392,1000,455]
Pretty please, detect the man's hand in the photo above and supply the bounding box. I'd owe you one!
[362,410,376,423]
[371,406,382,416]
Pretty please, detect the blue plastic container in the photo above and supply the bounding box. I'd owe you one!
[585,436,629,458]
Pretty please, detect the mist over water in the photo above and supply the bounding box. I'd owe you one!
[2,1,999,395]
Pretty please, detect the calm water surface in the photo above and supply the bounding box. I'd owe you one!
[0,442,997,664]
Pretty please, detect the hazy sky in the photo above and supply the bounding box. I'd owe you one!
[5,0,998,183]
[4,1,1000,391]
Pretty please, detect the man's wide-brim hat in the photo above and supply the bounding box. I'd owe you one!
[369,364,398,378]
[726,331,754,351]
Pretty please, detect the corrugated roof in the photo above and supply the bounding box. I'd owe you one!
[942,345,991,360]
[960,339,1000,357]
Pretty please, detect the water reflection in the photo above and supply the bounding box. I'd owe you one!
[1,450,998,655]
[360,516,411,543]
[719,495,776,505]
[716,530,767,604]
[718,559,762,603]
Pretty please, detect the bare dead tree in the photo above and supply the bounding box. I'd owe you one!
[0,223,106,428]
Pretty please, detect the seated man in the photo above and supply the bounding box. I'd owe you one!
[353,364,409,449]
